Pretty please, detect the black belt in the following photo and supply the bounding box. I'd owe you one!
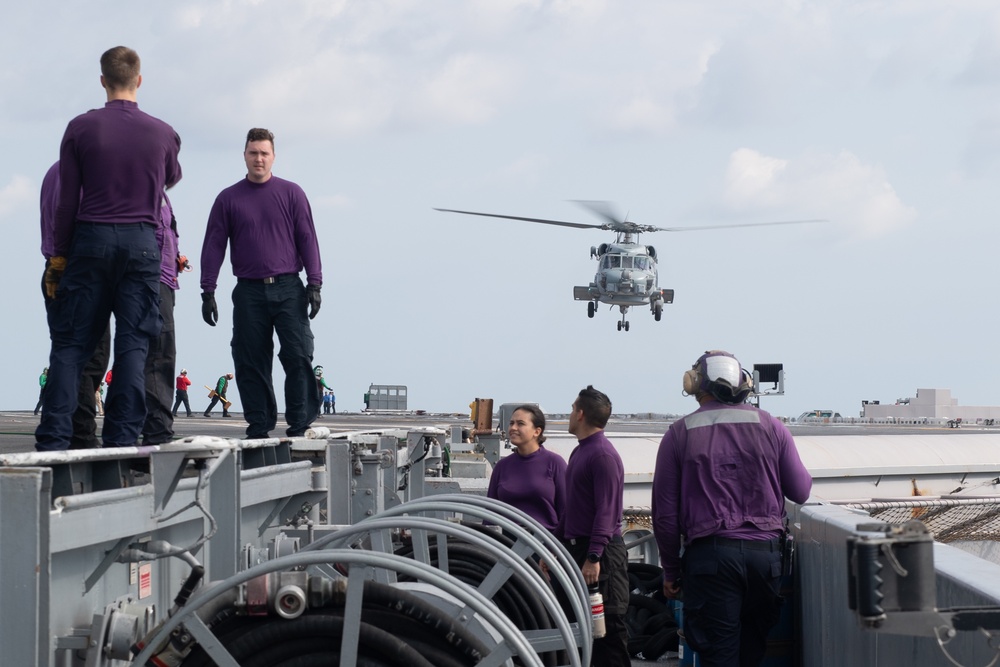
[76,221,156,229]
[237,273,297,285]
[564,535,624,546]
[693,536,780,551]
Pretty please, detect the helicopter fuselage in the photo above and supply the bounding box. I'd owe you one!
[581,242,658,304]
[574,241,672,330]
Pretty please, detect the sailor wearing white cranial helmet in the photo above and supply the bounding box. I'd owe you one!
[681,349,754,405]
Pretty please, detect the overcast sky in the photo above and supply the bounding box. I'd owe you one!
[3,1,1000,421]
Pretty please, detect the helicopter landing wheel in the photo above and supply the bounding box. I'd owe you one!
[624,321,630,332]
[653,302,662,321]
[617,321,622,331]
[588,302,595,318]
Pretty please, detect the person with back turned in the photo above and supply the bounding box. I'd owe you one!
[173,369,192,417]
[557,385,631,666]
[652,350,812,667]
[38,161,112,448]
[199,127,322,439]
[36,46,181,451]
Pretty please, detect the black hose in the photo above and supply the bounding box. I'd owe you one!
[395,537,561,666]
[180,580,488,667]
[203,613,436,667]
[357,580,488,665]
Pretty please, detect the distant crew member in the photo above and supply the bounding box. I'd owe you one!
[173,369,192,417]
[35,46,181,451]
[204,373,234,418]
[315,365,332,415]
[33,367,47,415]
[200,128,323,439]
[652,350,812,667]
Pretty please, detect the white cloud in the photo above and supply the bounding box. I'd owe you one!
[724,148,788,208]
[0,176,33,218]
[723,148,916,239]
[409,53,517,126]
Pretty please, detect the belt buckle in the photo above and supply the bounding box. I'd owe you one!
[263,276,276,284]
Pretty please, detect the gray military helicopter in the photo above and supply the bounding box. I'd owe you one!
[435,201,823,332]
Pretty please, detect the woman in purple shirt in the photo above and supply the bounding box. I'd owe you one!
[487,404,567,532]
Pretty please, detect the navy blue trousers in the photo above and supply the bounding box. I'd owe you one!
[681,537,783,667]
[231,275,318,438]
[36,223,161,450]
[141,283,176,445]
[40,264,111,448]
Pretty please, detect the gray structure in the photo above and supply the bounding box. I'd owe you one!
[861,388,1000,423]
[8,412,1000,666]
[363,384,407,411]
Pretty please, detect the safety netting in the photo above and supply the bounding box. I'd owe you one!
[840,498,1000,543]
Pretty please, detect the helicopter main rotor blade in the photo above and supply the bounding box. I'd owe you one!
[571,200,625,226]
[655,219,827,232]
[434,208,604,230]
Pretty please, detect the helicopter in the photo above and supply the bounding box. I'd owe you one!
[435,201,824,332]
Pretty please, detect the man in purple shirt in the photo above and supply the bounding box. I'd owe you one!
[141,192,182,445]
[36,46,182,451]
[200,128,323,439]
[38,162,110,449]
[558,386,630,667]
[652,350,812,667]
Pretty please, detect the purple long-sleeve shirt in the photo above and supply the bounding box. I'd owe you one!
[157,192,179,290]
[651,401,813,581]
[200,176,322,292]
[557,430,624,558]
[54,100,181,256]
[40,162,59,259]
[487,446,567,532]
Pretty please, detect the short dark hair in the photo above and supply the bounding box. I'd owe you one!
[575,385,612,429]
[245,128,275,150]
[100,46,141,91]
[513,404,547,446]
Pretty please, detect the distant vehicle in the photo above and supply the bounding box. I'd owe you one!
[796,409,843,423]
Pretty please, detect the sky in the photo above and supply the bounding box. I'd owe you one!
[3,0,1000,421]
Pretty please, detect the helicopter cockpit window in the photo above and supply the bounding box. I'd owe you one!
[634,257,648,270]
[608,255,622,268]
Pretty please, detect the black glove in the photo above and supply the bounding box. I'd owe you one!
[306,284,322,319]
[201,291,218,326]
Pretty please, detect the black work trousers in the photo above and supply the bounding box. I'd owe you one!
[142,284,175,445]
[231,275,318,438]
[173,390,191,416]
[562,535,631,667]
[681,537,783,667]
[40,262,111,449]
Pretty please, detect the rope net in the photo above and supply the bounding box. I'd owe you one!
[841,498,1000,543]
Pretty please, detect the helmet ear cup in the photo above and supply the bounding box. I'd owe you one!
[682,368,700,395]
[685,350,753,403]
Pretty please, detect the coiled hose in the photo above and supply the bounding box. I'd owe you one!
[624,563,679,661]
[394,530,563,667]
[180,579,487,666]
